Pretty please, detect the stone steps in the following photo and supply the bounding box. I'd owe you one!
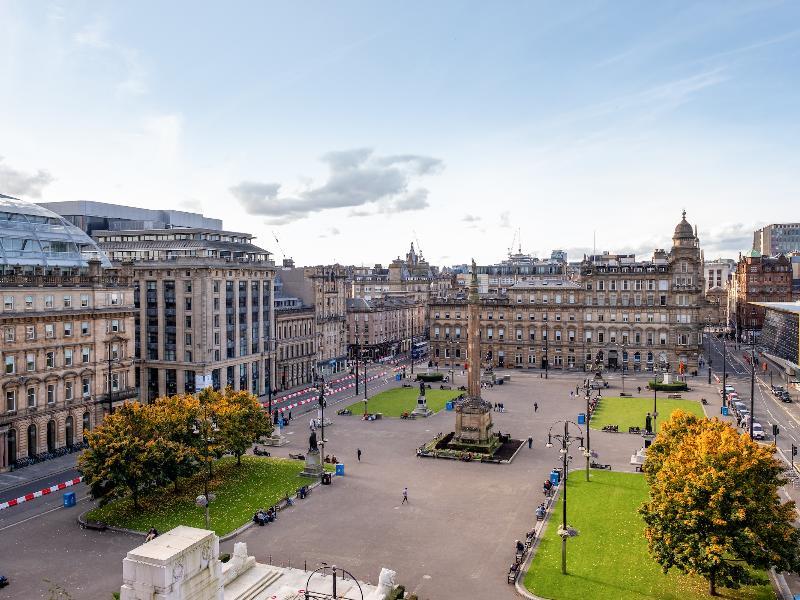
[222,564,283,600]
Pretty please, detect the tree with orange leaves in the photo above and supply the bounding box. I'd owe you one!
[640,411,800,595]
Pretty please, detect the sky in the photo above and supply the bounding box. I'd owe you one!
[1,1,799,267]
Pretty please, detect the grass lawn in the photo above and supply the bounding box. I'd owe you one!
[85,456,329,536]
[345,387,462,417]
[524,470,773,600]
[590,396,705,431]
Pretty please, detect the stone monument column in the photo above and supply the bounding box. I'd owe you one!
[467,259,481,398]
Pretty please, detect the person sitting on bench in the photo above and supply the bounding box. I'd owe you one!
[298,486,308,499]
[536,503,546,520]
[253,508,267,526]
[515,539,525,554]
[266,506,276,522]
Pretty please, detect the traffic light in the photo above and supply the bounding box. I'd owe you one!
[772,424,780,437]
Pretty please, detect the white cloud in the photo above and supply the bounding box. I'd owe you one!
[0,158,54,198]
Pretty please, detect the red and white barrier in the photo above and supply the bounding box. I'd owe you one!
[265,371,390,413]
[0,476,83,511]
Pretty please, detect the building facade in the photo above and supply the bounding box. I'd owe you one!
[704,258,736,292]
[753,302,800,388]
[429,213,707,373]
[734,251,792,335]
[753,224,800,256]
[275,306,316,390]
[1,196,135,471]
[346,296,426,360]
[94,228,276,402]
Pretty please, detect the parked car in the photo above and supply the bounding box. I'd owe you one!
[751,422,765,440]
[779,391,793,403]
[772,385,785,396]
[734,401,747,415]
[719,385,735,396]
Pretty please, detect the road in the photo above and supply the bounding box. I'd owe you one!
[705,333,800,451]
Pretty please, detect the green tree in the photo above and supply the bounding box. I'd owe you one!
[216,388,272,465]
[640,413,800,595]
[149,394,202,490]
[78,403,161,508]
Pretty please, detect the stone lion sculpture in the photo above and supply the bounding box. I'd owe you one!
[367,568,397,600]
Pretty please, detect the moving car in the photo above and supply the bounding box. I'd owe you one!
[779,391,793,403]
[720,385,735,396]
[751,422,765,440]
[772,385,785,396]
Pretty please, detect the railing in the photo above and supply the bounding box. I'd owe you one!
[99,387,140,403]
[0,273,131,288]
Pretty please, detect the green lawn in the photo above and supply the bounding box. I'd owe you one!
[85,456,327,536]
[524,470,773,600]
[590,396,705,431]
[345,387,462,417]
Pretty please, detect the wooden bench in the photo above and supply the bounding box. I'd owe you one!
[80,520,107,531]
[668,394,682,399]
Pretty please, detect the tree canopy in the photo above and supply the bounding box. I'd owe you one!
[640,410,800,595]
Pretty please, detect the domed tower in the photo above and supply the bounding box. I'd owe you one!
[672,210,699,251]
[669,210,705,373]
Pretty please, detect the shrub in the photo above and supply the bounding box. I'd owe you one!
[648,381,688,392]
[219,553,231,563]
[416,372,444,382]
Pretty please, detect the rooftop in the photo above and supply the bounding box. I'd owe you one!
[750,301,800,315]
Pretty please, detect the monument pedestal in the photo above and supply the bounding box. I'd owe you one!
[300,449,324,478]
[411,395,432,417]
[261,431,289,447]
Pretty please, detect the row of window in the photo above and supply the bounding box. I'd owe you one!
[2,292,123,311]
[4,377,94,412]
[434,330,695,346]
[3,343,122,374]
[3,319,123,343]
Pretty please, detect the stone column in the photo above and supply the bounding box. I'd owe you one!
[467,260,481,399]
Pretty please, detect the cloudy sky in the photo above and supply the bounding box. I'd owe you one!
[1,1,798,266]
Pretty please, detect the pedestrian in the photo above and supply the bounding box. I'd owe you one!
[357,448,362,462]
[570,391,574,399]
[402,487,408,504]
[534,402,538,413]
[527,436,533,449]
[576,385,579,395]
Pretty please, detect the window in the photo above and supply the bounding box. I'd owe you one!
[25,295,33,309]
[3,295,13,310]
[82,347,90,364]
[26,325,35,340]
[598,332,604,343]
[65,381,73,401]
[63,295,72,308]
[516,329,523,340]
[4,327,14,342]
[45,323,54,338]
[6,390,16,412]
[110,343,119,360]
[26,353,35,372]
[47,384,55,404]
[81,294,90,308]
[185,332,192,345]
[109,319,120,333]
[46,351,55,368]
[185,315,192,328]
[185,297,192,311]
[45,295,54,308]
[82,378,91,397]
[64,348,73,366]
[81,321,90,335]
[5,355,15,374]
[110,292,120,306]
[27,387,36,408]
[487,327,493,340]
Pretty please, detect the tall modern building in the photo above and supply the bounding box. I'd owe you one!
[1,195,136,472]
[753,224,800,256]
[93,227,276,402]
[38,201,222,235]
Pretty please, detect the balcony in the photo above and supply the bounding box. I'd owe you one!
[99,387,140,404]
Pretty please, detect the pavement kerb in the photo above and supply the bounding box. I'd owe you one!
[75,476,329,542]
[514,481,562,600]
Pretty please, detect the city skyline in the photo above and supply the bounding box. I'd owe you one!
[2,1,799,265]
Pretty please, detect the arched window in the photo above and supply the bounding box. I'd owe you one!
[27,423,37,457]
[65,416,74,447]
[47,420,56,453]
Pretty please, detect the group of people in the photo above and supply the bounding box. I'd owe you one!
[535,503,546,520]
[323,454,339,464]
[542,478,554,497]
[492,402,506,412]
[253,506,278,526]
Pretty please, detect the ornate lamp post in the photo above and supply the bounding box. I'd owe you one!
[545,421,584,575]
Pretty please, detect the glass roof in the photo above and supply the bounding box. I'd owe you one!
[0,194,112,268]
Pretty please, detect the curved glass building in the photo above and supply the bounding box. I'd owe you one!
[0,193,111,269]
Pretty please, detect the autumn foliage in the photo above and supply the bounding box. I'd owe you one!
[79,388,271,508]
[640,410,800,595]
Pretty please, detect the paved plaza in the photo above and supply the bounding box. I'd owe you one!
[0,370,720,600]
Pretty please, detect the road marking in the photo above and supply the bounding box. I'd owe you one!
[0,494,90,532]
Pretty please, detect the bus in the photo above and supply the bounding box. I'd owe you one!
[411,341,429,360]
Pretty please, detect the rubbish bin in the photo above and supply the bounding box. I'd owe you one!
[395,373,401,381]
[550,470,560,486]
[577,412,586,425]
[721,406,729,416]
[322,473,332,485]
[335,463,345,476]
[63,491,76,508]
[446,401,454,411]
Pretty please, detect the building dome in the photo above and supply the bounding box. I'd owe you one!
[0,194,111,268]
[673,210,695,240]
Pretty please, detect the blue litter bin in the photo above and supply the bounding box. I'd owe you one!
[550,470,560,486]
[395,373,401,381]
[63,491,76,508]
[577,412,586,425]
[721,406,729,416]
[335,463,345,476]
[446,401,454,411]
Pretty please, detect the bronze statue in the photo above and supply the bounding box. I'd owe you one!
[308,430,318,452]
[419,381,426,397]
[645,412,652,434]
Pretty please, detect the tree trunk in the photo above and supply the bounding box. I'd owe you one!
[237,452,242,466]
[709,571,717,596]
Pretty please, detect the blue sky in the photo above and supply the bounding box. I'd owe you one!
[1,1,799,266]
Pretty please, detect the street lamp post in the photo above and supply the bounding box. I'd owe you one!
[355,335,360,395]
[318,375,326,448]
[546,421,584,575]
[722,336,728,409]
[545,334,549,379]
[750,339,755,439]
[652,370,658,433]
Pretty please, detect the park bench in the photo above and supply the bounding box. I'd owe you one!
[628,426,641,434]
[80,520,107,532]
[507,565,519,584]
[288,452,305,460]
[668,393,682,399]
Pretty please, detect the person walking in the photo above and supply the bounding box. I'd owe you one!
[534,402,538,413]
[402,487,409,504]
[357,448,362,462]
[527,436,533,449]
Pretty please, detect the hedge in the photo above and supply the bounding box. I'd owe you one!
[416,372,444,382]
[648,381,688,391]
